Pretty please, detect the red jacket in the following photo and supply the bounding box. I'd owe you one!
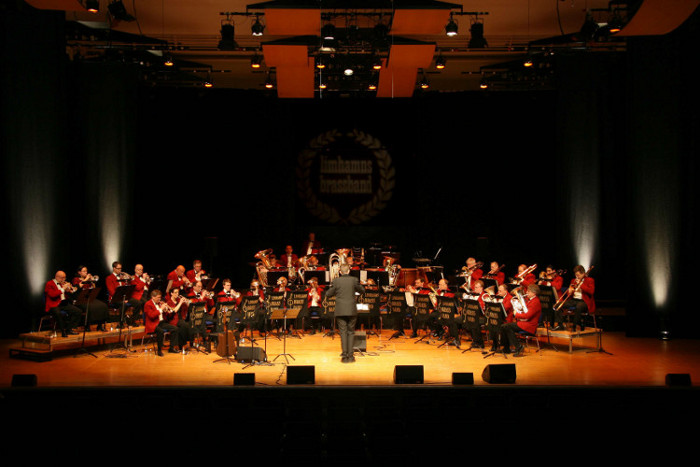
[44,279,67,312]
[131,275,149,301]
[570,277,596,314]
[144,299,163,333]
[514,295,541,335]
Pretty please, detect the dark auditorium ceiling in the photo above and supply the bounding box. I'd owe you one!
[26,0,700,96]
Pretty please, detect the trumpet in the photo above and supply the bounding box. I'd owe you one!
[512,264,537,285]
[118,272,134,282]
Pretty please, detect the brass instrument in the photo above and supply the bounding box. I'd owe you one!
[553,266,594,311]
[512,263,537,285]
[485,264,505,279]
[512,288,529,317]
[118,272,134,282]
[329,248,350,281]
[254,249,273,287]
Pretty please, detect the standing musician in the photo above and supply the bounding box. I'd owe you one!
[186,260,207,285]
[302,277,324,334]
[72,265,109,331]
[301,232,322,256]
[501,283,542,357]
[484,261,506,285]
[166,265,191,293]
[538,265,564,292]
[462,257,484,291]
[144,290,183,356]
[44,271,82,337]
[325,263,365,363]
[552,265,595,332]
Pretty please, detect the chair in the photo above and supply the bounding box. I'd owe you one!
[516,330,541,354]
[140,328,170,353]
[37,314,57,336]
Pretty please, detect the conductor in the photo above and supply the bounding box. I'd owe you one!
[325,263,365,363]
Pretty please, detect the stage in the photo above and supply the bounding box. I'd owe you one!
[2,329,699,387]
[1,329,698,460]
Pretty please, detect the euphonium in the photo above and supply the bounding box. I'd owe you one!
[512,288,528,317]
[254,249,273,287]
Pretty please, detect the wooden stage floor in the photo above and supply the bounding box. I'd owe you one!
[2,329,699,388]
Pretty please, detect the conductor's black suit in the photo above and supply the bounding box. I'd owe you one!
[325,271,365,362]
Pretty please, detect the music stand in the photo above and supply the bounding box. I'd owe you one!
[387,290,406,340]
[460,293,485,353]
[436,295,458,348]
[74,287,100,358]
[188,302,209,354]
[483,297,509,359]
[239,296,260,346]
[106,284,136,358]
[322,296,337,338]
[412,294,433,344]
[267,291,287,341]
[286,291,308,339]
[271,308,300,364]
[360,288,381,337]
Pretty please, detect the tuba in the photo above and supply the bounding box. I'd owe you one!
[254,249,273,287]
[329,248,350,281]
[512,287,528,317]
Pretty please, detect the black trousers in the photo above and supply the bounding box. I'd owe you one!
[337,315,357,358]
[48,303,82,334]
[555,298,588,328]
[156,321,180,351]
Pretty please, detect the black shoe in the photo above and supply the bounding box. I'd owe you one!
[454,339,461,349]
[157,350,164,357]
[513,345,525,357]
[168,348,179,354]
[410,333,418,338]
[66,330,79,336]
[342,356,355,363]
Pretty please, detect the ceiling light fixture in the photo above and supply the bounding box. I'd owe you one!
[316,55,327,69]
[264,73,274,89]
[108,0,135,22]
[251,53,262,69]
[321,23,336,41]
[85,0,99,13]
[251,15,264,36]
[468,21,488,48]
[218,21,236,51]
[435,55,446,69]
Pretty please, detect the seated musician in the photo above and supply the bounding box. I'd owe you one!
[267,255,282,270]
[279,245,299,269]
[538,265,564,292]
[130,263,151,324]
[72,265,109,332]
[186,260,207,285]
[166,265,191,293]
[246,280,267,335]
[552,265,595,332]
[106,261,140,326]
[501,284,542,357]
[407,278,430,338]
[187,281,216,346]
[303,277,324,334]
[164,287,195,350]
[462,257,483,290]
[513,264,536,288]
[491,283,514,352]
[347,256,361,271]
[271,277,292,333]
[45,271,82,337]
[144,290,183,356]
[435,279,461,347]
[307,255,323,270]
[461,279,487,349]
[216,279,242,332]
[485,261,505,285]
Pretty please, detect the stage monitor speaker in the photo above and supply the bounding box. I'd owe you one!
[236,346,267,363]
[394,365,424,384]
[452,372,474,385]
[11,374,37,387]
[482,364,516,384]
[353,331,367,352]
[665,373,691,387]
[287,365,315,385]
[233,373,255,386]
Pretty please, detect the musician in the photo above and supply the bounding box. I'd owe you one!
[271,277,292,333]
[246,280,267,335]
[461,279,486,349]
[306,255,323,270]
[407,278,431,338]
[186,280,216,346]
[485,261,505,285]
[514,264,536,288]
[538,265,564,292]
[106,261,140,325]
[164,287,195,349]
[144,290,183,356]
[490,283,513,352]
[501,283,542,357]
[72,265,109,331]
[44,271,82,337]
[301,232,322,256]
[552,265,595,332]
[166,265,191,293]
[325,263,365,363]
[279,245,299,269]
[436,278,461,347]
[462,257,483,291]
[303,277,324,334]
[130,264,151,323]
[186,260,207,284]
[216,279,242,308]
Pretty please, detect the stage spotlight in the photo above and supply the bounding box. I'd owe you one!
[435,55,446,69]
[318,78,327,89]
[523,58,533,67]
[163,54,174,67]
[418,72,429,89]
[204,80,213,88]
[468,22,488,48]
[108,0,135,22]
[250,53,262,69]
[264,73,274,88]
[372,56,382,70]
[445,15,458,36]
[343,66,353,76]
[321,23,336,40]
[218,22,237,51]
[479,80,489,89]
[85,0,99,13]
[251,15,264,36]
[579,13,600,40]
[368,82,377,91]
[316,55,327,69]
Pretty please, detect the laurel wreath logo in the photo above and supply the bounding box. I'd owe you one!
[297,129,395,225]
